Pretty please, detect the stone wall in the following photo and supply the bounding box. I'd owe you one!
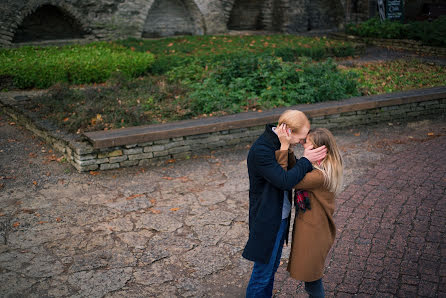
[143,0,196,37]
[1,88,445,172]
[0,0,353,46]
[71,126,265,171]
[71,98,446,172]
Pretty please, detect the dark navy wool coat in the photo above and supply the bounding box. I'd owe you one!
[242,124,313,264]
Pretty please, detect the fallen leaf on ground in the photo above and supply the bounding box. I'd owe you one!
[33,181,37,186]
[150,199,156,205]
[162,176,174,180]
[427,132,434,136]
[90,171,100,176]
[9,122,16,126]
[38,221,48,224]
[354,132,361,136]
[170,208,180,212]
[149,208,161,214]
[29,152,37,158]
[56,217,62,222]
[13,222,20,227]
[126,194,144,200]
[178,176,190,182]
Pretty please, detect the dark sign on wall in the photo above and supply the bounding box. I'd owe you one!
[386,0,404,21]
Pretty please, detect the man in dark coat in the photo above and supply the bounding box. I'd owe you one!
[243,110,326,297]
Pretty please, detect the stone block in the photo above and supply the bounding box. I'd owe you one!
[147,145,165,152]
[128,152,153,160]
[125,144,138,149]
[72,162,98,172]
[73,153,97,161]
[165,141,185,150]
[153,150,169,157]
[184,138,207,145]
[76,158,109,166]
[123,148,143,155]
[98,149,123,158]
[109,155,128,163]
[187,133,211,140]
[100,163,120,170]
[168,145,191,154]
[420,100,438,106]
[207,141,226,149]
[73,143,95,155]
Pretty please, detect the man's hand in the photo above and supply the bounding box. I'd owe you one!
[276,123,291,151]
[303,145,327,163]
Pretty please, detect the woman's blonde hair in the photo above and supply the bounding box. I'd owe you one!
[278,110,310,133]
[307,128,344,194]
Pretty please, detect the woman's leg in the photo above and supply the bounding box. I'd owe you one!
[304,278,325,298]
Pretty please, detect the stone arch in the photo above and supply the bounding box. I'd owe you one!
[142,0,205,38]
[227,0,266,30]
[306,0,345,30]
[11,1,90,43]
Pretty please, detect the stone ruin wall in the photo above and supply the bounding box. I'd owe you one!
[0,0,376,46]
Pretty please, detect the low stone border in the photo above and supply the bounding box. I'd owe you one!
[330,33,446,56]
[1,87,445,172]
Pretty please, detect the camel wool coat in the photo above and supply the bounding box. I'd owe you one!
[275,150,337,282]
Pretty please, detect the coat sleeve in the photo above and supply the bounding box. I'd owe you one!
[288,149,297,169]
[275,150,324,190]
[254,146,312,191]
[294,170,325,190]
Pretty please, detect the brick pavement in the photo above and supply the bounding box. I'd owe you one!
[274,134,446,297]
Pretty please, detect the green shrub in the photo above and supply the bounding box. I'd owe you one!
[0,42,155,89]
[346,16,446,46]
[406,16,446,47]
[346,17,406,39]
[186,57,360,114]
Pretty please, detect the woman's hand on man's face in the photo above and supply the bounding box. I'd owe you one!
[277,123,292,151]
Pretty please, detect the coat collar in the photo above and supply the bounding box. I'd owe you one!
[263,124,281,150]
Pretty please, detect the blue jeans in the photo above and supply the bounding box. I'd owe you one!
[305,278,325,298]
[246,218,288,298]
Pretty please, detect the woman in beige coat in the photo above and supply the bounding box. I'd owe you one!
[275,127,343,297]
